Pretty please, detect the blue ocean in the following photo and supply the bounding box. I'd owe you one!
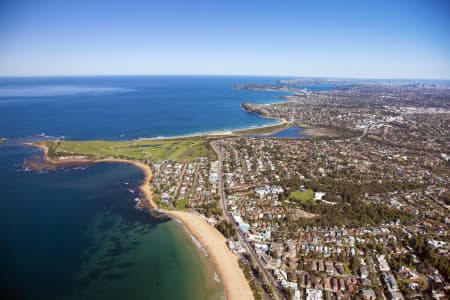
[0,76,290,300]
[0,76,290,140]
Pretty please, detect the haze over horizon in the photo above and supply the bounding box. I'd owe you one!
[1,0,449,79]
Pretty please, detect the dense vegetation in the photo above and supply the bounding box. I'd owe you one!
[440,191,450,205]
[411,237,450,282]
[238,253,276,300]
[281,177,413,226]
[215,220,236,238]
[199,204,222,218]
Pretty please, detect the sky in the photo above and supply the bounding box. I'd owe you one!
[0,0,449,79]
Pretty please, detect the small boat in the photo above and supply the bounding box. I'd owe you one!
[127,188,135,194]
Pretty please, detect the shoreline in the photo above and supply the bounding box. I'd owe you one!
[26,143,157,209]
[21,98,291,300]
[135,119,285,141]
[135,104,287,141]
[25,142,253,300]
[166,210,253,300]
[10,103,288,144]
[232,117,288,135]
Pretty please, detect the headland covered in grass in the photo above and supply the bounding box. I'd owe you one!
[27,116,330,300]
[31,135,220,212]
[34,119,319,163]
[29,142,157,209]
[39,136,217,162]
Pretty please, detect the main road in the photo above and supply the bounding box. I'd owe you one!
[211,140,284,300]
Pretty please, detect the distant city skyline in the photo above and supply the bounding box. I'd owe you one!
[1,0,449,79]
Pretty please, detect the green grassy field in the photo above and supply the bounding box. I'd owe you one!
[39,137,216,162]
[176,198,187,210]
[289,189,315,205]
[152,192,162,206]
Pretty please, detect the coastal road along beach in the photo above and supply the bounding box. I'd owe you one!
[211,140,283,300]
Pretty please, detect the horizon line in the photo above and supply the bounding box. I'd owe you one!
[0,73,449,81]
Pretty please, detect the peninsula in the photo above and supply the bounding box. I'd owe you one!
[28,135,255,300]
[27,79,450,300]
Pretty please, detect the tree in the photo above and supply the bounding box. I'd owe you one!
[215,220,236,238]
[284,287,295,300]
[350,255,361,275]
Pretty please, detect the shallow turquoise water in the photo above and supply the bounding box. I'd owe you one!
[0,146,223,300]
[0,76,298,299]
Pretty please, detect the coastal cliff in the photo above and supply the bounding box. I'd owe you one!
[241,102,272,118]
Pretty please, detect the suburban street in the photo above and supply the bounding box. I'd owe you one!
[211,140,284,300]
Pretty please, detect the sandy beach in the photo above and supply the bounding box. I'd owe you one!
[231,118,288,135]
[136,121,283,140]
[26,142,253,300]
[136,115,287,140]
[167,210,253,300]
[99,158,155,209]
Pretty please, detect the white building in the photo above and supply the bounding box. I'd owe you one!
[306,288,323,300]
